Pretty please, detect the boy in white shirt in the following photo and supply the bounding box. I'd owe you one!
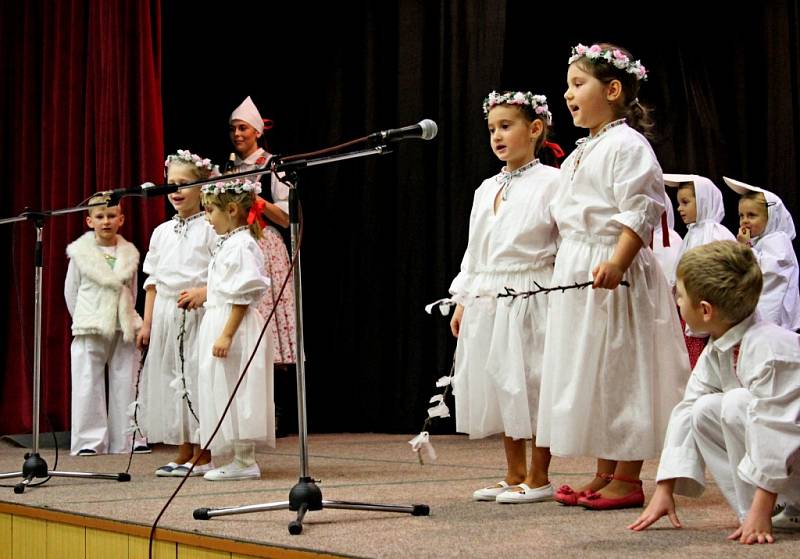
[629,241,800,544]
[65,196,142,455]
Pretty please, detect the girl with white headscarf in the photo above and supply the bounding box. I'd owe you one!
[725,176,800,331]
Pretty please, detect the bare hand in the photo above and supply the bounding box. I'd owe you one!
[728,510,774,544]
[212,335,232,358]
[177,287,207,310]
[136,324,151,350]
[737,227,751,245]
[628,486,681,531]
[450,304,464,338]
[592,261,625,289]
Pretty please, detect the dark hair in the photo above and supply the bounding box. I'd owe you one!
[573,43,655,138]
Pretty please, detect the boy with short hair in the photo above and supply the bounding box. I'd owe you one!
[65,195,143,455]
[629,240,800,544]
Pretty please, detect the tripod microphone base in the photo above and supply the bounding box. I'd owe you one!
[192,475,430,535]
[0,452,132,494]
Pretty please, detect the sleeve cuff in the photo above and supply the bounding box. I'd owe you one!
[611,211,650,243]
[657,446,706,497]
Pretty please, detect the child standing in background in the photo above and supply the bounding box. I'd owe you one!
[450,91,560,504]
[137,150,219,477]
[725,176,800,331]
[538,43,689,510]
[198,177,275,480]
[666,174,735,368]
[65,196,142,456]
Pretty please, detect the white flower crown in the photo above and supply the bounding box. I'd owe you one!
[201,178,262,196]
[568,44,648,81]
[482,91,553,125]
[165,149,217,172]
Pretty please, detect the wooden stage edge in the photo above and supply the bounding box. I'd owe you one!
[0,501,343,559]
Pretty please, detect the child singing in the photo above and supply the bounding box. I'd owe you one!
[537,43,689,510]
[137,150,219,477]
[65,195,142,455]
[198,177,275,480]
[450,91,560,503]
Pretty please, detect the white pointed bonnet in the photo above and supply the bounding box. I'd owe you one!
[723,176,795,240]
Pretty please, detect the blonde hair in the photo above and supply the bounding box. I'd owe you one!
[201,190,263,240]
[86,194,120,216]
[676,241,762,324]
[167,159,213,181]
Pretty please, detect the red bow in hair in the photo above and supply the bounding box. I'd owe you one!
[543,141,565,160]
[262,118,274,131]
[247,197,269,229]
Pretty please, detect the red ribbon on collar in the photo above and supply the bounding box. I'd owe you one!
[543,141,565,160]
[247,197,269,228]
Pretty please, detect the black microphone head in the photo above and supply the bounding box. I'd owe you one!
[418,119,438,140]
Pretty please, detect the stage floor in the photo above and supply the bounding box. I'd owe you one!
[0,433,797,558]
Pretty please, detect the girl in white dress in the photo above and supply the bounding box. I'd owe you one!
[198,177,275,480]
[538,43,689,510]
[450,91,560,504]
[725,176,800,330]
[138,150,218,476]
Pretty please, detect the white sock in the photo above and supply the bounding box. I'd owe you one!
[233,440,256,467]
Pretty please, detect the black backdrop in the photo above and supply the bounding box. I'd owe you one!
[141,1,800,433]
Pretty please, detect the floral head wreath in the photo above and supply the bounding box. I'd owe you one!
[201,178,262,196]
[164,149,217,174]
[482,91,553,125]
[568,44,648,81]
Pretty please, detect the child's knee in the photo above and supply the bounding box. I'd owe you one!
[690,392,723,432]
[720,388,751,428]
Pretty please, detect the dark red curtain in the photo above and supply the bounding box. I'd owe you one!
[0,0,165,434]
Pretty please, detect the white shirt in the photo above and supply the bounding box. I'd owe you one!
[449,161,560,299]
[234,148,290,215]
[206,229,269,308]
[678,176,735,255]
[657,314,800,497]
[142,213,217,295]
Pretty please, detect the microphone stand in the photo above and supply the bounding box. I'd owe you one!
[191,144,430,534]
[0,203,132,493]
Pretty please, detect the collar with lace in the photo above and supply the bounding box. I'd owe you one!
[172,211,205,235]
[569,119,627,179]
[214,225,250,254]
[495,158,540,201]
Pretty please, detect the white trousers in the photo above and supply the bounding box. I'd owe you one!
[691,389,753,521]
[70,333,137,454]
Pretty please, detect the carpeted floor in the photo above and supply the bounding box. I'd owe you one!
[0,433,797,558]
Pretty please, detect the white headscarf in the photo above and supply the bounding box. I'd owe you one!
[723,176,796,240]
[230,96,264,135]
[665,173,734,251]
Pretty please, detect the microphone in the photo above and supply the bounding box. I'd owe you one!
[98,181,178,201]
[367,119,438,144]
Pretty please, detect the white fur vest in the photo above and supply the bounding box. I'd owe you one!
[66,232,142,342]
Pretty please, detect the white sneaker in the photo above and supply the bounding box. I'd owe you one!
[772,508,800,531]
[171,461,216,477]
[496,483,554,504]
[203,461,261,481]
[155,462,181,477]
[472,481,512,501]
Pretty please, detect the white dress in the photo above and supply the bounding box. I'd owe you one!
[234,148,297,363]
[450,161,560,440]
[656,315,800,519]
[536,122,690,460]
[750,191,800,331]
[198,228,275,456]
[139,213,217,444]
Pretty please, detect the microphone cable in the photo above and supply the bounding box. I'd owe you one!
[148,185,304,558]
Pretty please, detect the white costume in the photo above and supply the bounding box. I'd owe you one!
[656,315,800,520]
[198,228,275,456]
[536,122,690,460]
[64,232,142,454]
[665,174,735,270]
[724,177,800,331]
[139,213,217,445]
[450,161,560,440]
[652,193,683,286]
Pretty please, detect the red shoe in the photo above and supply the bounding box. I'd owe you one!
[577,475,645,510]
[554,472,613,506]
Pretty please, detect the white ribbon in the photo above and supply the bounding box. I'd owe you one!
[408,431,438,462]
[424,297,455,316]
[435,376,452,388]
[427,401,450,419]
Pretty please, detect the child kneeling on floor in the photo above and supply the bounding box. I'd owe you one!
[629,241,800,544]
